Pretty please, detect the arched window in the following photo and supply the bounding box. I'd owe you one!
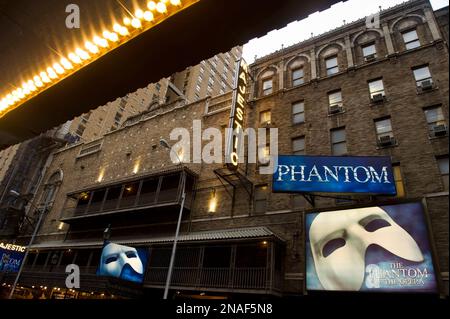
[256,67,278,97]
[317,43,347,78]
[391,15,429,52]
[352,30,386,65]
[285,55,310,88]
[40,170,63,207]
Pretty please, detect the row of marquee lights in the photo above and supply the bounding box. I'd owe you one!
[0,0,198,118]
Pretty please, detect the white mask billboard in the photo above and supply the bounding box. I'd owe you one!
[306,202,438,292]
[97,242,149,284]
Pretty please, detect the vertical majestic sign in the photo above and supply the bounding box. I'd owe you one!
[226,59,249,170]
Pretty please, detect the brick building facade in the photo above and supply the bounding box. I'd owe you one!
[1,0,448,299]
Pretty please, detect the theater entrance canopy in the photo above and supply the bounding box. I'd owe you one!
[0,0,341,149]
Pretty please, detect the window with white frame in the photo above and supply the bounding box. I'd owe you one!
[362,43,377,59]
[262,78,273,96]
[375,118,394,140]
[254,185,268,214]
[413,65,433,88]
[402,29,421,50]
[259,110,272,126]
[292,68,305,86]
[292,137,305,155]
[424,106,447,136]
[331,128,347,155]
[437,156,449,191]
[328,90,343,108]
[326,56,339,75]
[368,78,386,99]
[292,101,305,124]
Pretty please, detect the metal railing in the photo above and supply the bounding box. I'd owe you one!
[145,267,269,290]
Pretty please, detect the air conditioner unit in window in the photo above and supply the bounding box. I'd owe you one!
[371,93,384,103]
[329,104,343,115]
[378,135,396,147]
[420,80,433,91]
[432,124,448,137]
[364,54,376,62]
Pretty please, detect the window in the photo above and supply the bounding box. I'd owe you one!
[393,164,406,197]
[413,66,433,88]
[292,137,305,155]
[402,29,420,50]
[199,67,204,74]
[328,90,343,114]
[262,79,273,96]
[292,68,304,86]
[196,84,201,92]
[326,56,339,75]
[236,244,267,268]
[331,128,347,155]
[368,78,385,99]
[254,185,268,214]
[362,43,377,58]
[375,118,394,139]
[424,106,447,137]
[76,125,85,137]
[292,101,305,124]
[203,247,231,268]
[437,156,449,191]
[259,110,271,125]
[259,144,270,165]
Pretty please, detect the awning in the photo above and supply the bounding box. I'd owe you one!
[30,226,284,250]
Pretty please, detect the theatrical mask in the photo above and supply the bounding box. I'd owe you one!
[309,207,424,291]
[99,243,144,279]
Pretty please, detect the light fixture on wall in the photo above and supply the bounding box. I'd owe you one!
[208,188,217,214]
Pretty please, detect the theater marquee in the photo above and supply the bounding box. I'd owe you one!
[273,155,397,195]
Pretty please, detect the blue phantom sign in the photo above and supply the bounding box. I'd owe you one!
[273,156,397,195]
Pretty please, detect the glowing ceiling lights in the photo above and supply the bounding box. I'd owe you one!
[0,0,197,117]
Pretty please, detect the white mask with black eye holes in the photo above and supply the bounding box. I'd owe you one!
[309,207,424,291]
[100,243,143,278]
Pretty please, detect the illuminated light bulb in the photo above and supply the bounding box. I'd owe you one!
[6,94,15,105]
[27,80,37,91]
[113,23,123,33]
[131,18,142,28]
[33,76,44,87]
[47,67,58,79]
[103,31,119,42]
[68,52,82,64]
[156,2,167,13]
[143,11,154,21]
[21,84,31,95]
[14,88,26,99]
[12,90,22,103]
[60,58,73,70]
[75,48,90,60]
[85,41,99,54]
[93,36,108,48]
[0,100,7,111]
[123,17,131,26]
[119,26,129,36]
[147,1,157,10]
[40,71,51,83]
[170,0,181,5]
[135,9,144,19]
[53,63,65,74]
